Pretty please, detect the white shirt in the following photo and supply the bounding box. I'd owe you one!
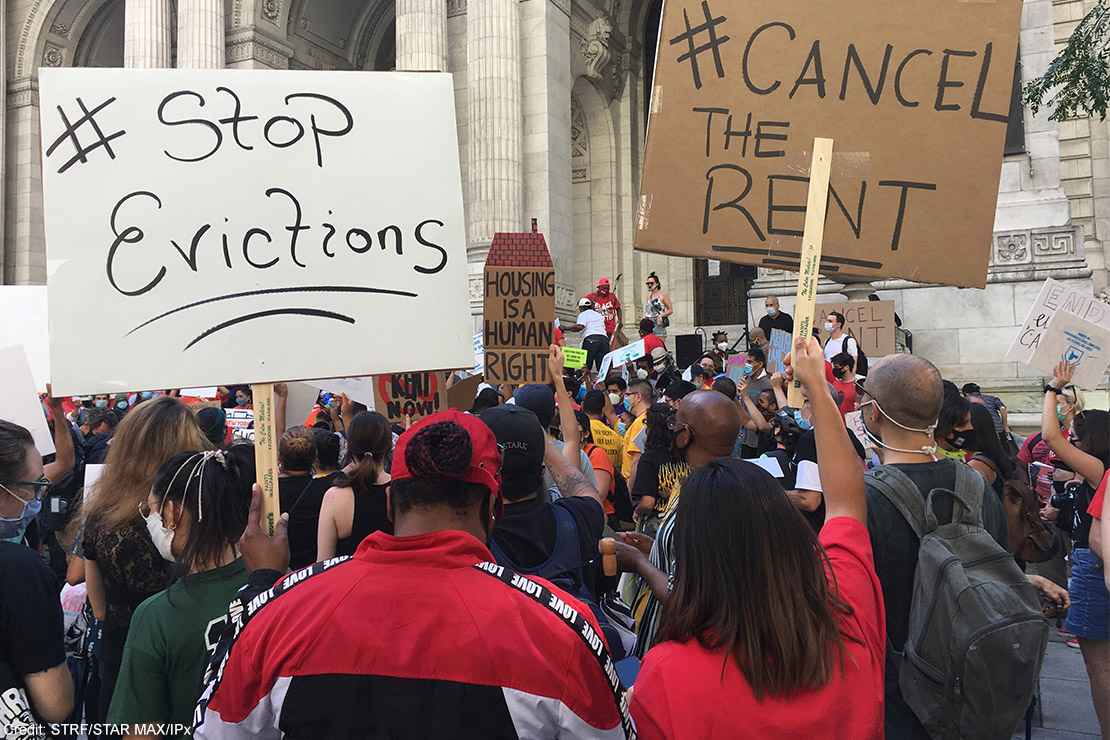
[824,333,858,362]
[577,309,608,339]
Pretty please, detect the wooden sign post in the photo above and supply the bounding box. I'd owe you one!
[788,138,834,408]
[251,383,281,535]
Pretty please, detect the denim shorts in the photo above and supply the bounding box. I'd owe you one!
[1067,548,1110,640]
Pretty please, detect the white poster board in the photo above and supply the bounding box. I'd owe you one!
[41,68,472,395]
[1030,311,1110,389]
[286,382,320,429]
[768,329,791,375]
[1007,279,1110,363]
[181,386,218,398]
[0,345,55,455]
[597,339,648,382]
[0,287,49,390]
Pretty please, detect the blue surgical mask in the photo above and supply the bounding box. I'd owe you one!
[116,400,129,411]
[793,409,814,431]
[140,391,155,400]
[742,364,754,377]
[0,484,42,544]
[94,399,108,409]
[623,398,633,413]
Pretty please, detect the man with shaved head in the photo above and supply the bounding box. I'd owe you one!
[860,354,1008,739]
[675,390,742,467]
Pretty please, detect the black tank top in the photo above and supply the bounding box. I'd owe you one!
[336,482,392,557]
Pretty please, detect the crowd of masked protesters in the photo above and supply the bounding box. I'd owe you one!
[0,291,1105,740]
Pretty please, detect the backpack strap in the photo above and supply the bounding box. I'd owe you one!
[473,562,636,740]
[924,460,985,530]
[865,466,928,538]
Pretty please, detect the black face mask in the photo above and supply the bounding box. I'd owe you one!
[833,365,848,379]
[948,429,977,451]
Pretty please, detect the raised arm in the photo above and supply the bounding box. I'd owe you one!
[544,436,604,508]
[770,373,789,410]
[1043,361,1105,488]
[793,336,866,523]
[43,386,74,482]
[548,345,580,468]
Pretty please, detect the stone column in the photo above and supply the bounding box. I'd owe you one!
[396,0,448,72]
[467,0,523,254]
[177,0,226,69]
[125,0,172,68]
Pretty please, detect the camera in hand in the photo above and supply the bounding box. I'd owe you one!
[1050,480,1084,535]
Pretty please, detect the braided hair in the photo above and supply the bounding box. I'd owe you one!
[390,422,489,516]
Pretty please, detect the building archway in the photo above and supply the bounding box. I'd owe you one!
[571,77,620,304]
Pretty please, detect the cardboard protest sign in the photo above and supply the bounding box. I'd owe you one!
[1006,279,1110,362]
[1029,311,1110,389]
[483,228,555,384]
[372,372,449,424]
[817,301,896,357]
[635,0,1021,288]
[0,287,50,390]
[40,69,472,395]
[768,328,791,373]
[0,346,54,455]
[563,347,588,369]
[447,375,484,411]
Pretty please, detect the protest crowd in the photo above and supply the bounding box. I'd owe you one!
[2,286,1107,740]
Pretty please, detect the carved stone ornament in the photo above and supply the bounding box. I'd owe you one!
[50,22,69,37]
[580,17,613,81]
[262,0,281,24]
[42,45,63,67]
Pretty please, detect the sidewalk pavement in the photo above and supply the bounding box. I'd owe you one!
[1016,630,1100,739]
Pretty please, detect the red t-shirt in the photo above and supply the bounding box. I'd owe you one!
[586,291,622,335]
[630,517,886,740]
[1088,471,1110,520]
[824,361,858,417]
[642,333,665,356]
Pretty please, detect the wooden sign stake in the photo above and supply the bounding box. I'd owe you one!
[251,382,281,535]
[788,137,835,408]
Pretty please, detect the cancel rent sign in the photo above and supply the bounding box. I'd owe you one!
[635,0,1021,289]
[40,69,472,395]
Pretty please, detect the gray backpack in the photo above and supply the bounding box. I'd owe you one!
[867,464,1048,739]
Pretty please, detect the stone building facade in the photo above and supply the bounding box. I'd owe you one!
[0,0,1105,415]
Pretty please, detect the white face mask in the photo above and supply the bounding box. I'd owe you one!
[608,392,623,407]
[144,508,176,562]
[824,322,835,333]
[716,342,729,352]
[636,368,650,380]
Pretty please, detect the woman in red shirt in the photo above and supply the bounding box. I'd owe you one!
[630,337,885,739]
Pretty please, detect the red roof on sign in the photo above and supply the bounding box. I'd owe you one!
[486,221,553,268]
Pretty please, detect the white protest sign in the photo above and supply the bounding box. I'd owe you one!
[1007,279,1110,363]
[472,333,484,376]
[597,339,647,382]
[0,345,55,455]
[181,387,218,398]
[1030,310,1110,389]
[40,68,472,395]
[750,455,784,478]
[304,377,375,409]
[226,408,255,441]
[0,287,49,390]
[844,410,875,451]
[286,383,320,429]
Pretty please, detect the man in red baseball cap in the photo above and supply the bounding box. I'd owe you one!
[586,276,622,344]
[193,411,630,740]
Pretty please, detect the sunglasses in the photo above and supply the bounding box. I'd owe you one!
[3,476,51,499]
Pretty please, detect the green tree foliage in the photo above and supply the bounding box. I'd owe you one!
[1025,0,1110,121]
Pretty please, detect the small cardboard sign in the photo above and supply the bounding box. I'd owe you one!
[0,345,54,456]
[482,230,556,384]
[817,301,896,357]
[373,372,449,424]
[635,0,1021,289]
[1006,279,1110,363]
[1030,311,1110,388]
[447,375,484,411]
[563,347,588,369]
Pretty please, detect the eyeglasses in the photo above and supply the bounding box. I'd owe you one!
[3,476,51,499]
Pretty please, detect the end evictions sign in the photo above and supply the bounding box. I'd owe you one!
[39,69,473,395]
[635,0,1021,288]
